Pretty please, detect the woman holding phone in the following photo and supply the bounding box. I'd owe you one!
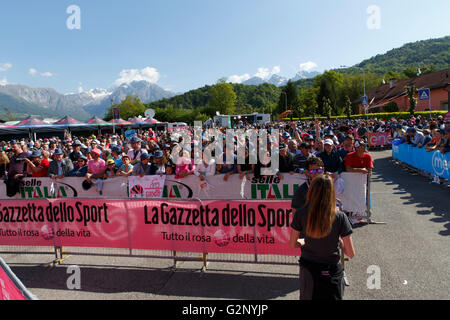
[290,174,355,300]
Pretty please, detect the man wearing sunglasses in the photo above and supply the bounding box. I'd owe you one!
[291,157,325,214]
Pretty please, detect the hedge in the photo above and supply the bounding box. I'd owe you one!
[282,111,448,122]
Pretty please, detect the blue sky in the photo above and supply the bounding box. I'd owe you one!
[0,0,449,94]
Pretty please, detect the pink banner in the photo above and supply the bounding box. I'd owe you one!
[368,132,392,146]
[0,199,300,256]
[0,263,27,300]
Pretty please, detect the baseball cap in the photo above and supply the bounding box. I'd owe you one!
[140,153,151,161]
[324,139,334,145]
[30,150,42,158]
[106,159,115,165]
[354,141,367,148]
[130,137,141,143]
[154,150,164,158]
[90,148,101,156]
[279,143,287,150]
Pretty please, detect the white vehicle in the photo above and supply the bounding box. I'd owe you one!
[213,113,271,128]
[167,122,189,131]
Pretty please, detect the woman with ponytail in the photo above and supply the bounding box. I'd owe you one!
[290,174,355,300]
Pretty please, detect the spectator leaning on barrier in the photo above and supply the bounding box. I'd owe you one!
[278,143,295,174]
[344,141,373,175]
[128,136,148,165]
[68,155,88,177]
[5,140,31,197]
[48,148,73,179]
[24,150,49,178]
[132,152,154,177]
[104,159,119,178]
[441,128,450,154]
[117,154,133,177]
[85,148,106,195]
[318,139,343,178]
[408,128,425,147]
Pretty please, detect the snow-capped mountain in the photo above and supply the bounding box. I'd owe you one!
[291,70,320,81]
[0,81,176,120]
[241,71,318,87]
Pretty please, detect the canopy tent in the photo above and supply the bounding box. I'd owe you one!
[145,117,161,124]
[128,117,147,124]
[86,116,111,126]
[16,116,48,127]
[0,114,167,139]
[110,118,133,125]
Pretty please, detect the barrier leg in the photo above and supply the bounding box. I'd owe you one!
[172,251,178,270]
[200,253,208,273]
[53,246,69,265]
[341,251,349,286]
[365,174,386,225]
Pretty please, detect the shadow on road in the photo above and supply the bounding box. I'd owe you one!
[372,155,450,236]
[9,264,298,299]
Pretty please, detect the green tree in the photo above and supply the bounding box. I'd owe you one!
[345,95,352,119]
[323,97,332,120]
[277,80,300,117]
[315,70,344,116]
[104,95,146,121]
[208,80,237,115]
[405,85,417,115]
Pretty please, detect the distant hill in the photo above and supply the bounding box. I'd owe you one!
[292,35,450,92]
[335,36,450,75]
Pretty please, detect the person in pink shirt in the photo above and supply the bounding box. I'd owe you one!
[85,148,106,194]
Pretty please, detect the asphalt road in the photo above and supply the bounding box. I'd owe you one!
[2,150,449,300]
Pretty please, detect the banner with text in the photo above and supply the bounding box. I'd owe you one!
[0,199,299,256]
[368,132,392,147]
[392,144,450,179]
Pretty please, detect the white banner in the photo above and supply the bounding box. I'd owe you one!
[0,177,129,200]
[129,175,166,198]
[0,173,368,214]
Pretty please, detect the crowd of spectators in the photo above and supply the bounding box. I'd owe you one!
[0,114,448,196]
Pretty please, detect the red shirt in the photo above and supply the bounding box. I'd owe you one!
[344,152,374,169]
[33,158,49,177]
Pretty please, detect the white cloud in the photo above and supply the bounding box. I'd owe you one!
[0,63,12,72]
[40,72,54,77]
[227,65,281,83]
[113,67,160,87]
[29,68,55,77]
[0,77,7,86]
[227,73,251,83]
[299,61,318,72]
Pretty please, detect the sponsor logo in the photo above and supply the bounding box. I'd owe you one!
[20,179,78,199]
[163,180,193,199]
[432,151,448,176]
[250,176,299,199]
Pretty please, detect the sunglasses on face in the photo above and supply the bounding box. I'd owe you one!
[307,169,324,174]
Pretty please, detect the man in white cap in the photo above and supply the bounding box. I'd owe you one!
[317,139,343,178]
[127,136,148,165]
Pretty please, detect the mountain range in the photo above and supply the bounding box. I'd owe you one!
[0,81,176,122]
[242,70,320,86]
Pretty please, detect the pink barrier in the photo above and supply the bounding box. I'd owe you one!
[0,199,300,256]
[368,132,392,146]
[0,260,27,300]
